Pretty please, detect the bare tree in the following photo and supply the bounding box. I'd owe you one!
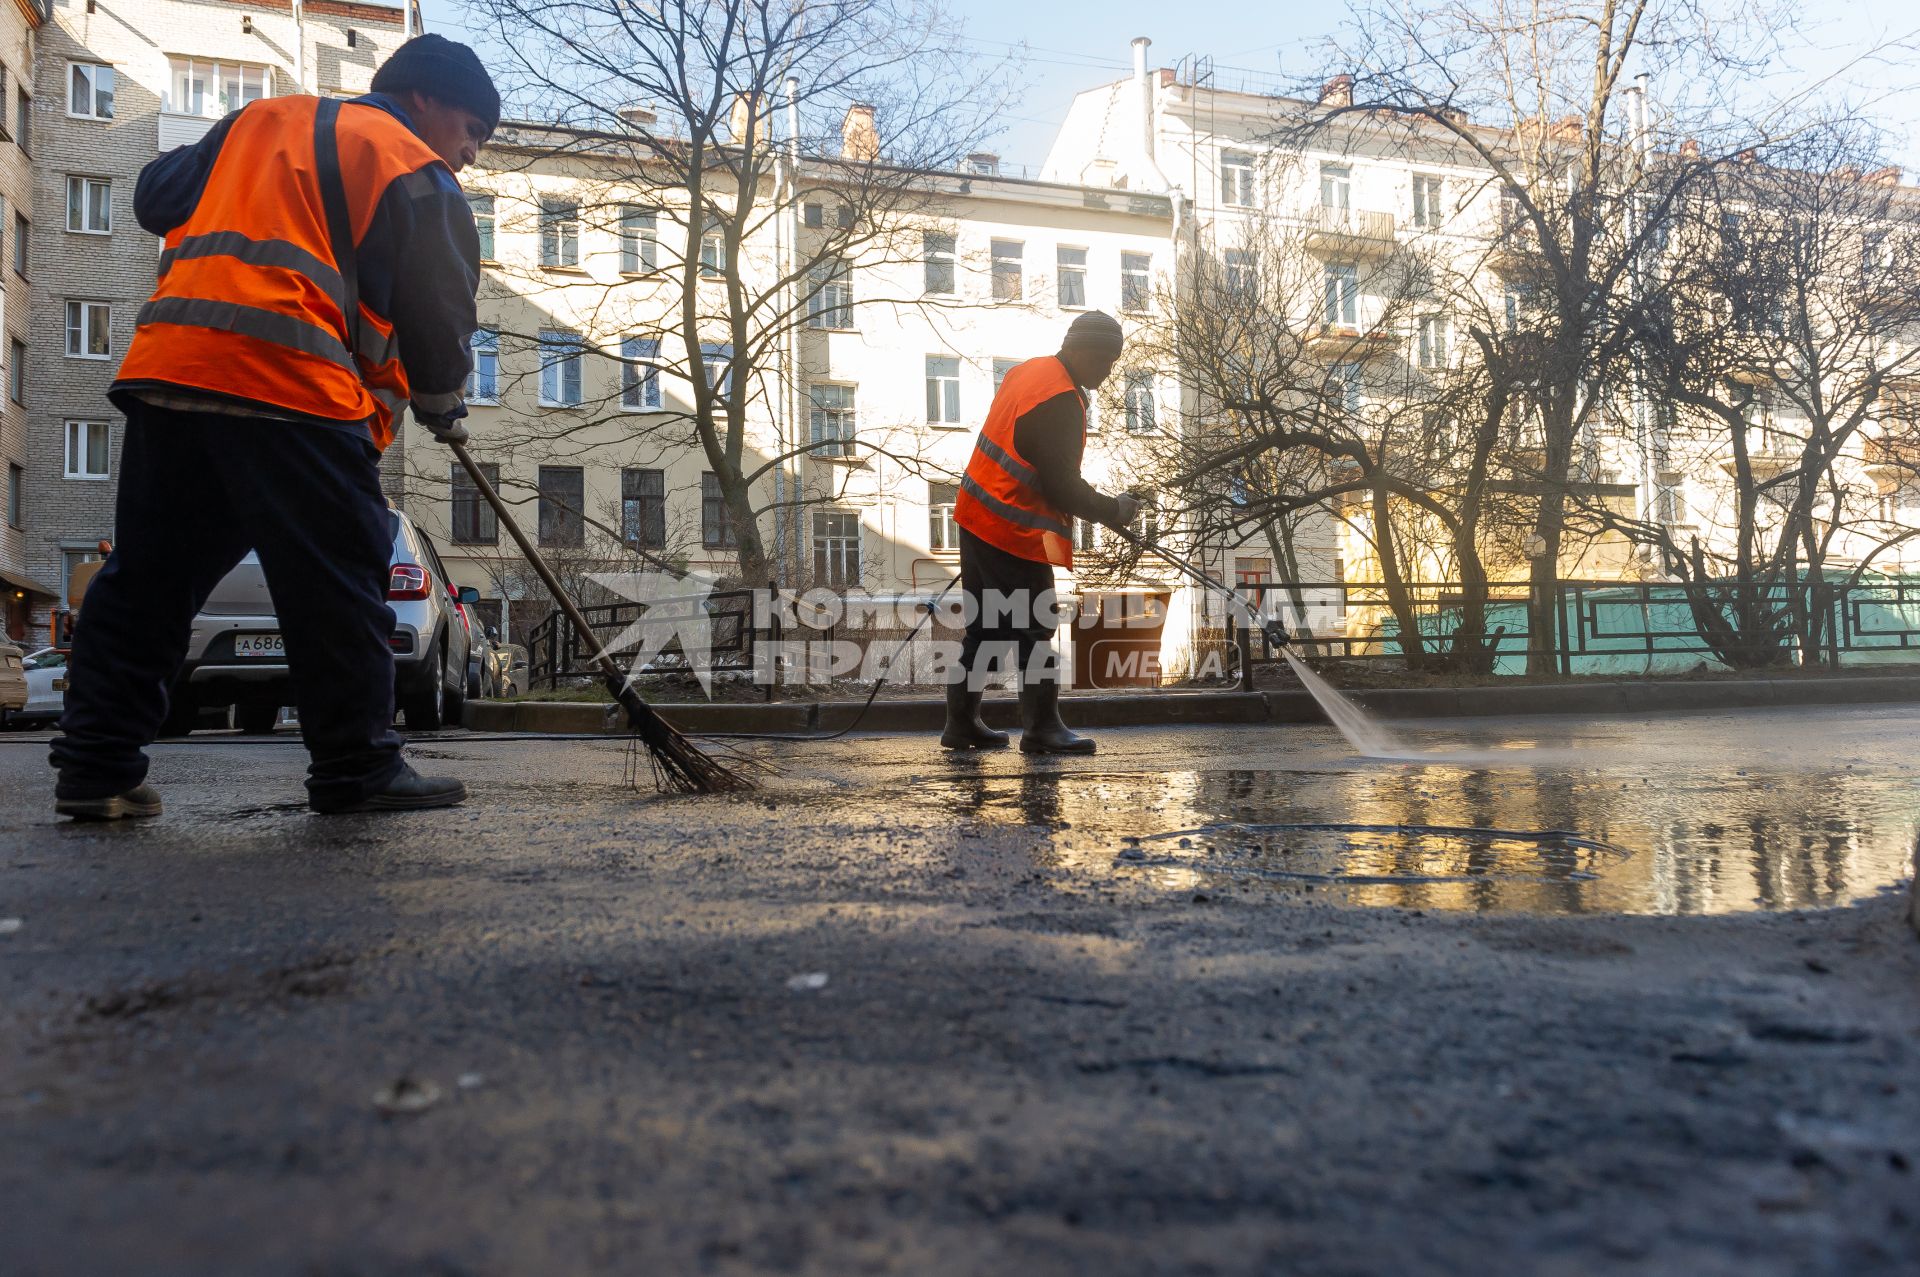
[460,0,1014,585]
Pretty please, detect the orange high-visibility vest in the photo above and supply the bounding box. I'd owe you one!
[954,355,1083,568]
[114,96,445,450]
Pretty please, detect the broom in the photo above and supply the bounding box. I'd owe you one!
[445,440,754,793]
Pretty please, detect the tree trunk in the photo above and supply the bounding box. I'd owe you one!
[1371,485,1427,671]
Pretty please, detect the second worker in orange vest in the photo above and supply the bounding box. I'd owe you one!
[947,311,1141,755]
[48,35,496,820]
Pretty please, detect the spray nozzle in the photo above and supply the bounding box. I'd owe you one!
[1261,620,1293,647]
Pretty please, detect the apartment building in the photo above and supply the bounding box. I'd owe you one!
[407,131,1183,665]
[0,0,43,642]
[19,0,419,638]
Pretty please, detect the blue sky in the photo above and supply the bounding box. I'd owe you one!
[420,0,1920,172]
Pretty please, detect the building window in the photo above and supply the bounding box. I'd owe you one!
[537,329,583,406]
[1124,372,1156,433]
[1323,263,1358,326]
[0,64,9,141]
[8,339,22,404]
[536,466,584,547]
[699,343,733,396]
[450,461,499,545]
[13,213,26,277]
[539,199,579,268]
[467,328,499,403]
[15,88,28,154]
[1076,517,1102,552]
[812,510,860,587]
[620,336,661,410]
[990,239,1023,302]
[1319,163,1351,210]
[65,302,111,359]
[166,59,270,118]
[64,420,111,479]
[699,214,727,277]
[992,357,1018,391]
[468,194,494,261]
[1121,251,1150,312]
[807,258,854,329]
[1417,314,1448,368]
[66,176,110,234]
[925,355,961,425]
[6,462,20,528]
[927,482,959,552]
[619,205,657,273]
[809,383,857,458]
[923,231,955,295]
[1224,247,1254,295]
[1656,470,1686,526]
[68,63,114,120]
[1057,245,1087,308]
[1220,149,1255,206]
[1503,285,1531,335]
[621,468,666,549]
[1331,362,1362,415]
[1411,173,1444,228]
[701,472,737,549]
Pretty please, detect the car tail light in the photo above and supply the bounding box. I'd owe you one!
[387,633,416,654]
[388,564,431,600]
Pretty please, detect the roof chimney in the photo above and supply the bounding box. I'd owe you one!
[728,93,759,144]
[1319,74,1353,108]
[1679,138,1700,159]
[966,152,1000,176]
[841,102,878,162]
[1132,37,1156,161]
[1868,165,1902,186]
[618,104,657,132]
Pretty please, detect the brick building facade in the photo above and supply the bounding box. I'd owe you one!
[0,0,44,642]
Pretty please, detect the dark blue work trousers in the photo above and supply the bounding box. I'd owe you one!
[957,526,1061,688]
[50,402,404,807]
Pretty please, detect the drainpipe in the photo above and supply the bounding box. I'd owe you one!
[293,0,307,92]
[1131,37,1175,195]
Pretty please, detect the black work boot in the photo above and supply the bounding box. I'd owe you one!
[55,783,164,822]
[1018,680,1095,755]
[312,763,466,814]
[941,681,1010,750]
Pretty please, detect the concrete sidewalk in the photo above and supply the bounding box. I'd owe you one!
[468,671,1920,736]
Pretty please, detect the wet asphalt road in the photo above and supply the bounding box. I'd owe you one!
[3,708,1919,1276]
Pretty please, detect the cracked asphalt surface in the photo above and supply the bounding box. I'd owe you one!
[3,707,1918,1276]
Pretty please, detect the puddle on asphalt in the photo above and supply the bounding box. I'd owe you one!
[898,760,1919,916]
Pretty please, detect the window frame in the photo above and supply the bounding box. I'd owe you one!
[536,329,585,407]
[925,354,962,426]
[1319,163,1352,211]
[811,509,862,588]
[6,460,21,529]
[1417,314,1448,368]
[12,212,26,278]
[990,238,1024,302]
[65,175,110,235]
[65,300,112,360]
[619,335,662,411]
[1411,173,1444,229]
[806,258,855,330]
[1220,149,1255,207]
[1056,245,1088,308]
[1322,263,1359,327]
[699,214,727,278]
[923,230,956,295]
[1123,372,1157,434]
[165,58,270,119]
[701,472,738,549]
[538,199,580,269]
[450,460,500,545]
[67,62,114,121]
[535,465,586,548]
[927,481,959,554]
[619,205,658,274]
[808,382,858,459]
[63,419,112,480]
[1120,251,1151,313]
[7,338,23,405]
[466,327,499,404]
[620,467,667,550]
[467,193,495,262]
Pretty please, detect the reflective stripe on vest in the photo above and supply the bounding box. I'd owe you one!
[114,95,448,451]
[952,355,1083,568]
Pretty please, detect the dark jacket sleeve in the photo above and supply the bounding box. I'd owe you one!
[355,164,480,413]
[132,112,242,235]
[1012,390,1124,527]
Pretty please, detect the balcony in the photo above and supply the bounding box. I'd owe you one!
[1303,324,1398,361]
[1301,206,1397,258]
[1864,434,1920,476]
[1719,448,1800,480]
[1487,222,1547,278]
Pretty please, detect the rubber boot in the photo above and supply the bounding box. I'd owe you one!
[940,681,1010,750]
[1018,679,1095,755]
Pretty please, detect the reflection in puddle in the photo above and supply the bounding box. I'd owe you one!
[904,761,1919,916]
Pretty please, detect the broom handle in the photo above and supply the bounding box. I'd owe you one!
[446,439,627,686]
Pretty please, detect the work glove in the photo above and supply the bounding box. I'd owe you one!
[1260,619,1293,647]
[412,392,470,446]
[1112,492,1143,531]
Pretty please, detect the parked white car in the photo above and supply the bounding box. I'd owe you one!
[11,647,69,726]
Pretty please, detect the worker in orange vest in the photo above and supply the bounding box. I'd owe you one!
[946,311,1141,754]
[49,35,494,820]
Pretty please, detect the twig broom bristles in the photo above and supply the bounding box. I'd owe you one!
[447,440,754,793]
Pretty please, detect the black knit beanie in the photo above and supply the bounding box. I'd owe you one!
[371,34,501,138]
[1061,310,1125,358]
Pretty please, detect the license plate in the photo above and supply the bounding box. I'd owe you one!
[234,633,286,659]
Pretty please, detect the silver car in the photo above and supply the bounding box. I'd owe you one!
[167,509,473,734]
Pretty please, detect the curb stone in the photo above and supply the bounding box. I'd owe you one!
[464,673,1920,739]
